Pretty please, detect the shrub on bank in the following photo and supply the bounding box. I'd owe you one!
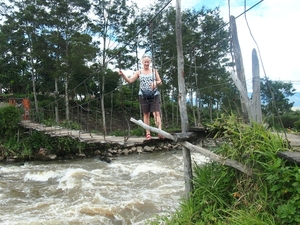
[0,104,20,138]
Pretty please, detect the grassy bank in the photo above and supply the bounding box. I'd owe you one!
[149,114,300,225]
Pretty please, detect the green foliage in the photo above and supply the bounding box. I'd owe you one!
[260,77,295,115]
[2,137,20,157]
[224,209,276,225]
[294,119,300,130]
[60,120,82,130]
[208,113,288,160]
[26,131,55,153]
[0,105,20,137]
[111,126,145,137]
[110,129,128,136]
[130,126,145,136]
[152,113,299,224]
[265,111,300,130]
[189,164,235,224]
[266,166,300,224]
[54,136,87,155]
[41,118,58,127]
[20,144,33,160]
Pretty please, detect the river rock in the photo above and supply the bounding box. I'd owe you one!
[122,148,129,155]
[35,148,57,161]
[94,150,101,155]
[6,157,17,163]
[99,156,111,163]
[76,153,86,158]
[144,145,154,152]
[137,146,143,153]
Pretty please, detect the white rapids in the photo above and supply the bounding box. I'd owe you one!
[0,150,207,225]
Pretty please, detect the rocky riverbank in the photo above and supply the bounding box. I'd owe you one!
[0,138,183,164]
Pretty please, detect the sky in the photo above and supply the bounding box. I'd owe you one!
[136,0,300,92]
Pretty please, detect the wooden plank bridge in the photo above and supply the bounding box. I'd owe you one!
[19,119,209,147]
[19,120,300,147]
[20,120,150,146]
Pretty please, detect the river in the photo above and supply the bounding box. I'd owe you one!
[0,150,207,225]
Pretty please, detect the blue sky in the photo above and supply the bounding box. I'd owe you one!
[137,0,300,93]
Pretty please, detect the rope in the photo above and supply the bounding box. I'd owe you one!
[118,52,131,141]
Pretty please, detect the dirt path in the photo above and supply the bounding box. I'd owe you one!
[277,133,300,147]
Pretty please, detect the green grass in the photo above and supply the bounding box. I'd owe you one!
[148,113,300,225]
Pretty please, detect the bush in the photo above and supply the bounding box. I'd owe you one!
[0,105,21,137]
[265,111,300,130]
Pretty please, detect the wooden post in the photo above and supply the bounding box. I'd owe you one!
[230,16,249,123]
[176,0,193,198]
[250,48,262,123]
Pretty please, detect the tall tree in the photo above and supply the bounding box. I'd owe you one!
[8,0,51,113]
[0,20,28,94]
[260,77,295,115]
[90,0,137,135]
[45,0,95,121]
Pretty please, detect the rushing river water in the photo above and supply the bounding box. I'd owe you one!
[0,150,207,225]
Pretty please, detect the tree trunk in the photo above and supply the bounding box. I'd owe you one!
[172,87,175,127]
[196,90,202,126]
[101,28,107,136]
[161,90,168,126]
[55,29,59,124]
[101,74,106,136]
[230,16,249,123]
[176,0,193,198]
[65,74,69,121]
[64,40,70,121]
[209,97,213,123]
[55,77,59,123]
[30,59,38,114]
[194,53,202,126]
[250,48,262,123]
[110,92,113,133]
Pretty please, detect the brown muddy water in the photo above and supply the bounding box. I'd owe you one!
[0,150,208,225]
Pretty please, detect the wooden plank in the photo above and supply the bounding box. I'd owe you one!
[182,141,253,176]
[277,151,300,166]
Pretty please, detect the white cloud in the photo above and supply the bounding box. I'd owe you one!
[222,0,300,91]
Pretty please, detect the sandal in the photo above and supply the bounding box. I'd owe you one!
[146,133,152,140]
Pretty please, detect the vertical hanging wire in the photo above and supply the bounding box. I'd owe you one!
[149,22,155,70]
[118,52,130,141]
